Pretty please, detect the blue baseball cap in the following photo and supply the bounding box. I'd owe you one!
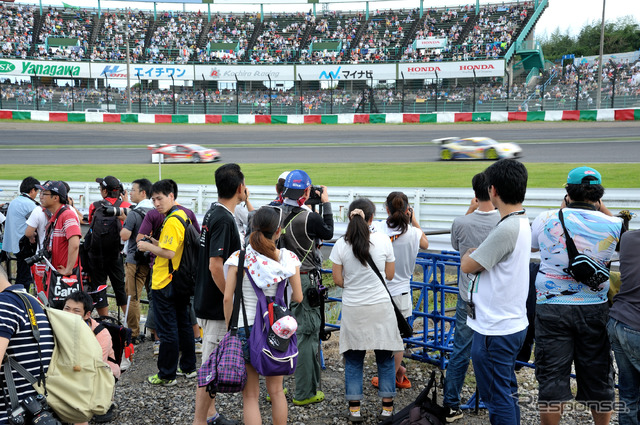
[566,167,602,185]
[282,170,311,199]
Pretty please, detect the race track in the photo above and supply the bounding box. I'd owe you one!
[1,121,639,164]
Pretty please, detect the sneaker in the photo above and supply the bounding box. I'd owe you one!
[177,368,197,379]
[207,413,239,425]
[266,387,288,402]
[93,403,117,423]
[292,390,325,406]
[153,340,160,356]
[347,409,364,423]
[195,338,203,355]
[445,406,463,423]
[378,409,393,420]
[147,373,177,387]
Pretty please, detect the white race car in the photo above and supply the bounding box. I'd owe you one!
[432,137,522,161]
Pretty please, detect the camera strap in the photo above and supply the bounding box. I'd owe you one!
[43,205,68,254]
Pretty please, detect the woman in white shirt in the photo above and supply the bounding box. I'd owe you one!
[224,207,303,425]
[371,191,429,390]
[330,198,403,423]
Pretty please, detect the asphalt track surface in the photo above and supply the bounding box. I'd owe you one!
[1,121,639,164]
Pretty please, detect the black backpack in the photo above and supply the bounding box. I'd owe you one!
[93,315,133,368]
[88,199,123,255]
[166,214,200,299]
[379,371,447,425]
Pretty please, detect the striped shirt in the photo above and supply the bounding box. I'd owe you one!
[0,286,54,424]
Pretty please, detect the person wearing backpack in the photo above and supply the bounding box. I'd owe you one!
[63,291,120,424]
[87,175,131,317]
[223,207,303,425]
[0,265,55,424]
[120,178,154,344]
[137,180,197,388]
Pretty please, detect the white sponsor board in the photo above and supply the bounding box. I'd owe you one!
[399,60,505,79]
[297,64,396,81]
[415,38,448,49]
[96,63,195,80]
[196,65,294,81]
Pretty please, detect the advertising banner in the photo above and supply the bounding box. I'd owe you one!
[195,64,294,81]
[0,59,90,78]
[95,63,195,80]
[297,64,396,81]
[399,60,505,79]
[415,38,448,49]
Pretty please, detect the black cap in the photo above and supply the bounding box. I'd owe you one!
[96,175,120,190]
[36,181,68,204]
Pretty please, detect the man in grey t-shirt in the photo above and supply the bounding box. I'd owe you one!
[120,179,153,342]
[443,172,500,422]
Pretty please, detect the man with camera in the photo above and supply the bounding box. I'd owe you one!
[278,169,333,406]
[2,176,40,291]
[531,167,621,425]
[36,181,82,309]
[120,178,154,344]
[0,265,55,424]
[87,175,131,317]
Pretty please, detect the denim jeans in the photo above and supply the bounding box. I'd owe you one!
[471,328,527,425]
[152,282,196,380]
[443,296,474,409]
[608,317,640,425]
[344,350,395,400]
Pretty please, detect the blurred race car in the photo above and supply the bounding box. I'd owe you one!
[147,144,221,163]
[432,137,522,161]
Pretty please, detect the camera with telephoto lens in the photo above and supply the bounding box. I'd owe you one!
[103,205,130,217]
[24,249,51,267]
[305,185,324,206]
[134,237,153,264]
[8,394,61,425]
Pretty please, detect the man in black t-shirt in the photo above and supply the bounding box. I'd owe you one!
[193,164,245,425]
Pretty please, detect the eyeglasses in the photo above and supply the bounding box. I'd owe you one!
[40,192,52,197]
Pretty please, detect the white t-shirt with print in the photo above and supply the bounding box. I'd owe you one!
[330,231,395,307]
[468,215,531,336]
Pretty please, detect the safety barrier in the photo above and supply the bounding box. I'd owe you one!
[1,108,639,124]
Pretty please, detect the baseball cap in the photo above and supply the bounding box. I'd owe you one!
[566,167,602,185]
[96,175,121,190]
[267,304,297,352]
[282,169,311,200]
[36,181,68,203]
[278,171,290,182]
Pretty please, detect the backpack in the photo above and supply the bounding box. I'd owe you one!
[245,273,298,377]
[379,371,447,425]
[165,214,200,299]
[93,315,134,367]
[87,199,123,255]
[9,291,115,424]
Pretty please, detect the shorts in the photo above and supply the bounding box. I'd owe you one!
[392,292,412,319]
[197,318,227,363]
[89,286,108,310]
[236,326,252,363]
[534,303,614,406]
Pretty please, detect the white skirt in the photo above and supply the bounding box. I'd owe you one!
[339,301,404,354]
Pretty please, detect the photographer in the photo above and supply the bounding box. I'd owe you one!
[278,170,333,407]
[120,179,153,344]
[531,167,622,425]
[87,175,131,317]
[0,265,55,424]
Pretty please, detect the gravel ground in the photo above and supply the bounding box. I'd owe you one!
[104,331,619,425]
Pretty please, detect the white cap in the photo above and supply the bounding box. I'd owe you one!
[278,171,290,181]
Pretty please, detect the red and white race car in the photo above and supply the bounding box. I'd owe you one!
[147,144,221,163]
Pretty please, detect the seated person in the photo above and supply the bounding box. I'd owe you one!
[63,291,119,424]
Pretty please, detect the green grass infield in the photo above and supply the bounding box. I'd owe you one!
[0,162,637,188]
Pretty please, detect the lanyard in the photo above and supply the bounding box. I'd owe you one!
[497,209,525,225]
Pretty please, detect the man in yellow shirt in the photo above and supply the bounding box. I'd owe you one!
[137,179,196,387]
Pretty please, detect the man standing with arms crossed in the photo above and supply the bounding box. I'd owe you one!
[460,159,531,425]
[443,172,500,423]
[193,164,245,425]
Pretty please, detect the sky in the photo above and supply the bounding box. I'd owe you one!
[12,0,640,39]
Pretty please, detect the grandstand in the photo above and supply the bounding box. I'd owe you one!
[0,0,638,115]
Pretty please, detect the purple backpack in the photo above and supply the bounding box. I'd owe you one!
[246,273,298,377]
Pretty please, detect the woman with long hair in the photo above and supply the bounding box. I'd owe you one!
[329,198,403,423]
[371,191,429,389]
[223,207,303,425]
